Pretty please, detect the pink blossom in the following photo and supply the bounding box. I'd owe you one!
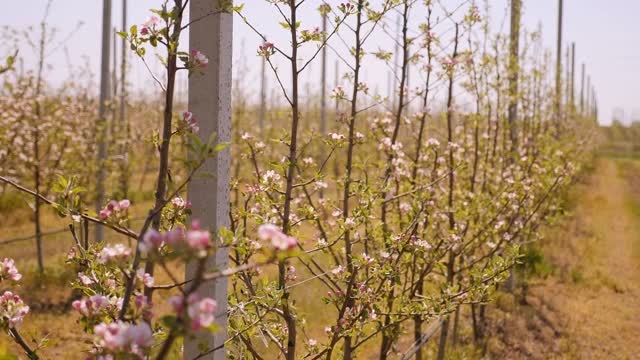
[168,294,217,331]
[258,41,275,57]
[257,224,297,251]
[0,258,21,282]
[106,200,119,211]
[136,269,155,288]
[285,265,297,282]
[93,321,153,355]
[168,295,184,314]
[257,224,281,240]
[78,272,95,285]
[144,16,160,28]
[183,111,199,133]
[164,227,186,247]
[0,291,29,328]
[141,223,210,255]
[127,322,153,348]
[118,199,131,209]
[99,199,129,219]
[140,229,164,254]
[98,244,132,264]
[140,15,160,36]
[105,279,117,291]
[171,196,191,209]
[72,294,110,316]
[136,269,155,287]
[94,322,128,351]
[99,209,111,219]
[191,49,209,68]
[185,229,211,251]
[186,294,217,331]
[133,295,152,317]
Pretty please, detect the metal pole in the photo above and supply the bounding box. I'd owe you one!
[95,0,112,243]
[570,42,575,111]
[507,0,521,156]
[186,1,232,358]
[554,0,563,129]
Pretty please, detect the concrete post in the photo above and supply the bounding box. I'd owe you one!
[96,0,111,243]
[186,1,232,359]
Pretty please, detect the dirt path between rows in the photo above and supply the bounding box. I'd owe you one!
[487,157,640,359]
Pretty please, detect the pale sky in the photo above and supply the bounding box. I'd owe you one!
[1,0,638,125]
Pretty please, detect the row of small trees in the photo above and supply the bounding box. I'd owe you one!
[0,0,597,359]
[225,1,595,359]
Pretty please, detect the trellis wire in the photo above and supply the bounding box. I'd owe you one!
[400,317,444,360]
[0,216,147,247]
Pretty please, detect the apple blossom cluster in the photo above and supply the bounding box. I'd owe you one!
[139,16,160,36]
[257,224,297,251]
[92,321,153,359]
[0,260,28,329]
[338,2,356,14]
[190,49,209,68]
[98,199,130,220]
[257,41,275,58]
[0,291,29,328]
[98,243,132,264]
[168,293,217,331]
[0,258,21,282]
[140,220,211,257]
[72,294,111,317]
[171,196,191,210]
[182,111,199,133]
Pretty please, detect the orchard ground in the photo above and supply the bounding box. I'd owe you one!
[1,152,639,358]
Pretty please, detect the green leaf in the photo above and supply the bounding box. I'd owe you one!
[232,3,245,13]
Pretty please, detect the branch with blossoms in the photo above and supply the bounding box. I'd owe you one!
[0,175,138,239]
[1,260,38,359]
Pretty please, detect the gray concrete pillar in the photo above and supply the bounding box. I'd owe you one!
[186,1,232,359]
